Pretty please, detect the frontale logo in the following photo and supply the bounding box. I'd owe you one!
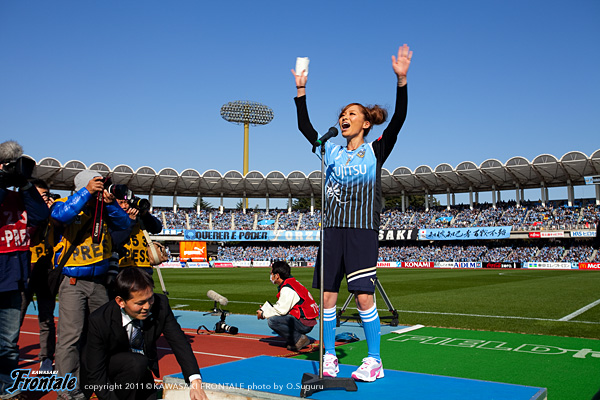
[7,369,77,393]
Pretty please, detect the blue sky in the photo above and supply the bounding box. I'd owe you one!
[1,0,599,207]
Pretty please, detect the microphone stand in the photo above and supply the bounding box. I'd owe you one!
[300,139,357,398]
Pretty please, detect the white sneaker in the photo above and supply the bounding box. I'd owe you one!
[323,353,339,377]
[351,357,384,382]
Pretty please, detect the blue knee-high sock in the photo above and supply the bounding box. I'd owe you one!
[359,305,381,361]
[323,307,337,356]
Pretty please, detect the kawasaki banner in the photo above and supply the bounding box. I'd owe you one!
[378,229,419,241]
[418,226,512,241]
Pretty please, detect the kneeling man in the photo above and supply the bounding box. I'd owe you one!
[257,261,319,351]
[82,268,208,400]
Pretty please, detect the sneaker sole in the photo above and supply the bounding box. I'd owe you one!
[352,367,384,382]
[322,365,339,378]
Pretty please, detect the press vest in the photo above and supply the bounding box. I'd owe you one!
[29,222,54,264]
[277,277,319,320]
[53,197,112,276]
[119,222,151,268]
[0,190,30,253]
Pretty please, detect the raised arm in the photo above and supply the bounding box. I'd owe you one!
[291,68,307,98]
[291,69,319,145]
[375,44,413,162]
[392,43,412,87]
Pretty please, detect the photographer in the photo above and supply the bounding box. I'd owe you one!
[0,140,50,399]
[51,170,130,400]
[111,192,162,275]
[257,261,318,351]
[19,178,58,373]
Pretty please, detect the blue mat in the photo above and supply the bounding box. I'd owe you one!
[170,309,403,339]
[25,301,402,339]
[170,355,547,399]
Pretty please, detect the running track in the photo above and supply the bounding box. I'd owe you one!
[17,314,317,400]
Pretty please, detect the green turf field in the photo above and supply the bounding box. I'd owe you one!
[295,327,600,400]
[158,267,600,339]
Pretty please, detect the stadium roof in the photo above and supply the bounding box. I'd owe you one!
[31,149,600,199]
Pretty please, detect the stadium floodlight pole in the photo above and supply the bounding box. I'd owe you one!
[299,138,357,398]
[220,100,274,208]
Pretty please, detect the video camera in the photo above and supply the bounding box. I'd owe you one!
[102,177,150,213]
[0,157,36,189]
[214,311,238,335]
[0,141,36,188]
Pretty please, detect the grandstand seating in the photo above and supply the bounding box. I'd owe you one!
[153,201,599,232]
[208,244,596,263]
[154,201,599,264]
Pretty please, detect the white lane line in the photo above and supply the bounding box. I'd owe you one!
[394,309,600,324]
[392,324,425,334]
[558,299,600,321]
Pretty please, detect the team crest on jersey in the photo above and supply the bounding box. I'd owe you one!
[326,182,349,205]
[357,149,366,158]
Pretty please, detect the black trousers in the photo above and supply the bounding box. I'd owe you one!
[84,352,156,400]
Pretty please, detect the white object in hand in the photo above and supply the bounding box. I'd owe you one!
[295,57,309,76]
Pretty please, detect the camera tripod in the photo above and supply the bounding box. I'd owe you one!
[203,303,229,316]
[336,277,399,327]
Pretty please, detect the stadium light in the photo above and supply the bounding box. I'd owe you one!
[220,100,274,177]
[221,100,274,209]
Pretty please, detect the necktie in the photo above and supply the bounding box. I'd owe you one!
[130,319,144,353]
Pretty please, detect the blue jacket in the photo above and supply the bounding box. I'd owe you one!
[52,188,130,278]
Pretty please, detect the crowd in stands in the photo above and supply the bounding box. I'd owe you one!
[156,201,598,264]
[213,243,596,263]
[563,245,594,262]
[217,245,318,262]
[153,201,600,232]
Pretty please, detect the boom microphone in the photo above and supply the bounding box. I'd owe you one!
[315,127,338,147]
[0,141,23,163]
[207,290,228,306]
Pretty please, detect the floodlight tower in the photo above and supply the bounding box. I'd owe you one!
[220,100,274,177]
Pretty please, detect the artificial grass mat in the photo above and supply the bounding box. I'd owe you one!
[295,326,600,400]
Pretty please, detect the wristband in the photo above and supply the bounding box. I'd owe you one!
[296,86,305,89]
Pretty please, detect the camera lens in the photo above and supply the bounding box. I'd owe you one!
[109,184,130,200]
[214,321,238,335]
[225,325,238,335]
[129,196,151,213]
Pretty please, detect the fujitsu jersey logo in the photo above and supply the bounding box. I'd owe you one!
[334,164,367,179]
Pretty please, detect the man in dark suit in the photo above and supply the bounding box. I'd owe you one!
[82,268,208,400]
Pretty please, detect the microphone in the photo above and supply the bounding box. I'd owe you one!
[207,290,228,306]
[315,127,338,147]
[0,141,23,163]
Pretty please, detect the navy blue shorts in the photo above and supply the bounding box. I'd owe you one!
[312,228,378,293]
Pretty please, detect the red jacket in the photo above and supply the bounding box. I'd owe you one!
[277,277,319,320]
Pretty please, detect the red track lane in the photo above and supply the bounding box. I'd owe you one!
[16,315,320,400]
